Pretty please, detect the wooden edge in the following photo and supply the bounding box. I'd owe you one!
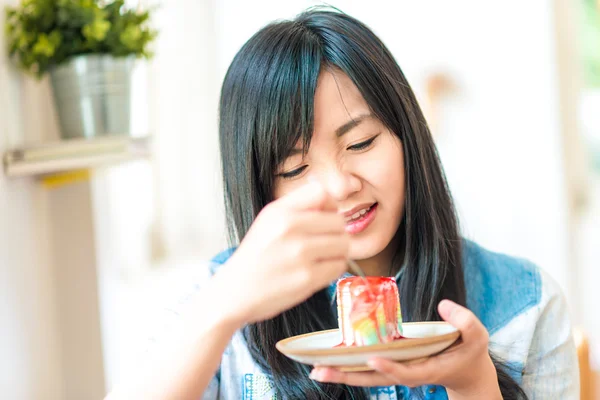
[276,322,460,357]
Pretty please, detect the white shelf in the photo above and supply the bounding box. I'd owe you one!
[3,136,151,178]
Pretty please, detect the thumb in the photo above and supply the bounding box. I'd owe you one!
[307,175,337,211]
[438,300,486,343]
[277,178,336,211]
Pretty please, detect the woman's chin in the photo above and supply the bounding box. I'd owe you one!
[348,239,388,264]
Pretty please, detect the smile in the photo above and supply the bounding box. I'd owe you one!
[344,203,378,235]
[345,204,374,222]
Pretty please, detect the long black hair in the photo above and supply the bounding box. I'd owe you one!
[219,8,526,400]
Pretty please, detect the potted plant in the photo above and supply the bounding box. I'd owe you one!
[4,0,157,139]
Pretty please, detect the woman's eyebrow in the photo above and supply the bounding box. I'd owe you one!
[288,148,304,156]
[335,113,372,137]
[286,113,373,157]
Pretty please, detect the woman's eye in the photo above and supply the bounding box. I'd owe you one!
[347,135,379,151]
[280,165,308,179]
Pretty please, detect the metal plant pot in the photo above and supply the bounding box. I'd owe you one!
[49,54,135,139]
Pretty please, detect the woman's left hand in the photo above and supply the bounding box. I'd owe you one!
[309,300,502,400]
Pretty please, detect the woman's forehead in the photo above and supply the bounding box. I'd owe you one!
[312,70,372,139]
[277,69,376,158]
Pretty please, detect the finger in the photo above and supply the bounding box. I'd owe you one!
[366,357,441,388]
[311,258,347,284]
[309,367,394,387]
[291,212,346,235]
[438,300,488,344]
[307,175,337,212]
[292,235,348,262]
[277,180,335,211]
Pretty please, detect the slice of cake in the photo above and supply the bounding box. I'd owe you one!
[336,276,403,346]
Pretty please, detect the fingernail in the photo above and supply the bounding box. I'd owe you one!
[309,369,322,381]
[439,299,457,317]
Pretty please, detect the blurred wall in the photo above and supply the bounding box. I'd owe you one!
[1,1,107,398]
[0,0,64,397]
[96,0,225,391]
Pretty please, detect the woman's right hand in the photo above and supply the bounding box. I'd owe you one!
[212,181,349,326]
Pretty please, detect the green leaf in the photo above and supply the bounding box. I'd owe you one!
[82,17,111,41]
[119,24,142,49]
[32,33,56,57]
[17,32,33,51]
[49,30,62,47]
[3,0,158,76]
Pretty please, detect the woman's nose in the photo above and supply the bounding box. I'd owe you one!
[321,166,361,201]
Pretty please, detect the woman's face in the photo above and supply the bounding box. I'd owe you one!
[273,69,405,269]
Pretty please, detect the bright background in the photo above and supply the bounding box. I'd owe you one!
[1,1,599,399]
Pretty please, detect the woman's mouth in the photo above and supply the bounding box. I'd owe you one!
[345,203,378,235]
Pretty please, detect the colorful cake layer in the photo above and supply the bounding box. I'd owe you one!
[336,276,403,346]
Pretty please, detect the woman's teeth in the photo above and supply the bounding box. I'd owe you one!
[346,206,372,222]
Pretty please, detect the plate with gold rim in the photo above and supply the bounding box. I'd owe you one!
[275,321,460,372]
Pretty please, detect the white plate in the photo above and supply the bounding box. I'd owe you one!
[276,322,460,372]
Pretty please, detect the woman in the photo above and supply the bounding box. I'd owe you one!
[107,8,578,400]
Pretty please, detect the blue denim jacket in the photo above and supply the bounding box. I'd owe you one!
[151,240,579,399]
